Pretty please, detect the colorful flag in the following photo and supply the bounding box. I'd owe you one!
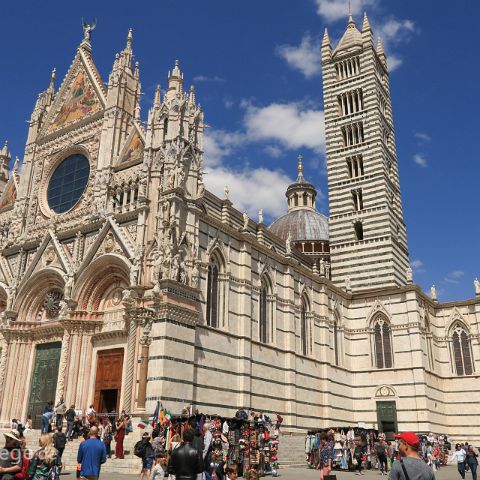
[151,401,161,427]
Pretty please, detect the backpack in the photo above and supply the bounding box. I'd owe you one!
[54,433,67,450]
[134,440,146,458]
[47,464,61,480]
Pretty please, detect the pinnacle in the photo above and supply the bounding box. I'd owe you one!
[362,12,371,32]
[322,27,331,45]
[154,84,161,107]
[377,36,386,56]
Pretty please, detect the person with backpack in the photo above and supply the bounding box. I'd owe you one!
[135,432,154,480]
[53,426,67,470]
[28,433,58,480]
[389,432,435,480]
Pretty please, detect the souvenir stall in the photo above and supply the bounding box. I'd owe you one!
[305,426,379,470]
[416,432,451,468]
[150,404,280,477]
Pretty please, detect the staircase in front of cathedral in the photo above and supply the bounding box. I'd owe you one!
[3,429,308,473]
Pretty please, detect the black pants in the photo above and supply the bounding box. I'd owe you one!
[356,456,363,472]
[378,454,388,472]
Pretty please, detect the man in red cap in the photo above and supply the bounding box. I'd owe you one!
[389,432,435,480]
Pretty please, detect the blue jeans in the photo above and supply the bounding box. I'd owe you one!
[41,416,49,433]
[66,420,74,439]
[469,462,477,480]
[458,462,466,479]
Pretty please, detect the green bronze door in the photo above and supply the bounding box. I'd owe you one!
[376,400,398,440]
[28,342,62,428]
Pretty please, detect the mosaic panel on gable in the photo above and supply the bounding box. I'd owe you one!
[48,69,101,134]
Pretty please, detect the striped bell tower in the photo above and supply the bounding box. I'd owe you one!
[322,13,409,291]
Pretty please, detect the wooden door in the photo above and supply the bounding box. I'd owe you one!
[28,342,62,428]
[93,348,124,413]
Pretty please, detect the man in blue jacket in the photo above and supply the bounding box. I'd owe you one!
[77,426,107,480]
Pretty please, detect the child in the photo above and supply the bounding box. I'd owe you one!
[150,452,168,479]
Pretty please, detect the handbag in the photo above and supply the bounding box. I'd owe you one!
[400,459,411,480]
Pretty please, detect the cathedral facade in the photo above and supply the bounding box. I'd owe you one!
[0,16,478,442]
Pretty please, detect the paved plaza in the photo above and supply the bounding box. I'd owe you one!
[57,465,458,480]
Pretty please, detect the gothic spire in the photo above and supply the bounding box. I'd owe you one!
[166,59,184,101]
[377,36,387,65]
[362,12,371,32]
[154,84,161,108]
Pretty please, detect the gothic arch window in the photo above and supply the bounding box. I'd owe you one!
[300,295,310,356]
[206,252,223,328]
[374,316,393,369]
[259,275,273,344]
[451,323,474,376]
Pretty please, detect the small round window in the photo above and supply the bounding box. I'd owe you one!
[47,153,90,214]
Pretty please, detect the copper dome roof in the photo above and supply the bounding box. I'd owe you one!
[269,209,329,242]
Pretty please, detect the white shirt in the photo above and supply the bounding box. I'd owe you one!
[452,449,467,463]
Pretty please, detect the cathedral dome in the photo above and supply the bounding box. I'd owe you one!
[269,208,329,242]
[269,155,329,243]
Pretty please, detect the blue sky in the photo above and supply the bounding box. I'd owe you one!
[1,0,479,302]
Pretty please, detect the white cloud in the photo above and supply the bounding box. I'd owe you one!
[264,145,283,158]
[411,259,425,273]
[444,270,465,284]
[413,154,427,168]
[243,102,325,153]
[415,132,431,142]
[315,0,378,23]
[205,165,292,219]
[387,55,402,71]
[276,34,322,78]
[203,129,245,167]
[378,19,415,45]
[193,75,224,83]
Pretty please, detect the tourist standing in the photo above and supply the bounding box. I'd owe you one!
[53,426,67,470]
[28,433,58,480]
[86,405,97,427]
[65,405,76,441]
[136,432,154,480]
[318,432,333,480]
[376,437,389,475]
[466,446,478,480]
[354,438,366,476]
[77,426,106,480]
[452,444,468,480]
[54,397,67,428]
[114,412,127,459]
[0,430,22,479]
[102,419,113,459]
[168,428,203,480]
[389,432,435,480]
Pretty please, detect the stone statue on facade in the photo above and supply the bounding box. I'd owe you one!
[170,253,180,281]
[191,262,199,288]
[179,267,188,285]
[345,277,352,292]
[285,231,292,255]
[64,274,74,299]
[224,185,229,201]
[325,261,331,279]
[319,258,325,277]
[176,164,186,188]
[406,266,413,284]
[82,19,97,42]
[242,212,249,230]
[58,300,69,318]
[258,209,264,224]
[430,285,437,301]
[167,167,176,189]
[474,277,480,296]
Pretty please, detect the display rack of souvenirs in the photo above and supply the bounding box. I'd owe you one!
[305,426,379,470]
[149,404,280,478]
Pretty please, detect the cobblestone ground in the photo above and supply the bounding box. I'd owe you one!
[58,464,457,479]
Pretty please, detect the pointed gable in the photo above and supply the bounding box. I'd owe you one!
[41,48,107,137]
[118,125,145,164]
